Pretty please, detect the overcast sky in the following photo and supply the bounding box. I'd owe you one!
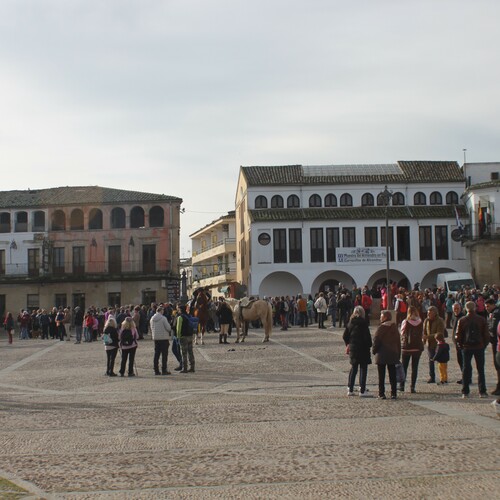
[1,0,499,256]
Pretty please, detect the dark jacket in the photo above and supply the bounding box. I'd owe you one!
[456,312,489,350]
[372,321,401,365]
[103,325,119,349]
[343,316,372,365]
[487,307,500,342]
[217,302,233,325]
[432,342,450,363]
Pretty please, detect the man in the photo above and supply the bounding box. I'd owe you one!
[149,306,172,375]
[485,298,500,395]
[423,306,446,383]
[296,294,308,327]
[450,302,465,384]
[456,301,490,398]
[73,306,84,344]
[175,304,195,373]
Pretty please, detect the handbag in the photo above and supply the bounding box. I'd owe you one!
[395,363,406,384]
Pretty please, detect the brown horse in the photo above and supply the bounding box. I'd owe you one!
[227,298,273,343]
[193,290,210,345]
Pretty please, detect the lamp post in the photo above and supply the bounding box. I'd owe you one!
[381,185,393,310]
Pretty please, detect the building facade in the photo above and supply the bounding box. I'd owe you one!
[235,161,469,297]
[461,162,500,285]
[188,211,239,297]
[0,186,182,316]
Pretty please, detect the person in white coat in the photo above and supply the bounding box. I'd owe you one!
[150,306,172,375]
[315,292,328,329]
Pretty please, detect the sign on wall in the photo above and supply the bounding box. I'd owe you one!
[336,247,387,265]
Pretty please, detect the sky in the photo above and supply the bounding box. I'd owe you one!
[1,0,500,256]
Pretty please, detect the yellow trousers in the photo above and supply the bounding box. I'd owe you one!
[438,362,448,383]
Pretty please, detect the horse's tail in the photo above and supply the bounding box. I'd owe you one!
[265,302,273,335]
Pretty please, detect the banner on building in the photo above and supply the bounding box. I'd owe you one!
[336,247,387,265]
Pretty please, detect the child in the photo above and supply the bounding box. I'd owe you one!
[432,332,450,385]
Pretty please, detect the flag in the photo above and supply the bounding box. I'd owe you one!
[478,201,485,236]
[454,205,464,230]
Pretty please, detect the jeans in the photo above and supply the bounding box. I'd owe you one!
[317,312,326,328]
[120,347,137,375]
[106,348,118,374]
[153,339,169,373]
[172,336,183,368]
[348,363,368,393]
[74,325,83,343]
[84,327,92,342]
[377,364,397,397]
[426,346,436,381]
[299,311,308,327]
[462,348,487,395]
[20,327,29,340]
[401,351,422,389]
[329,310,337,327]
[180,336,195,370]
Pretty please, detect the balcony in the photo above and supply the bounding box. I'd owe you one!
[460,223,500,244]
[192,265,236,287]
[192,238,236,263]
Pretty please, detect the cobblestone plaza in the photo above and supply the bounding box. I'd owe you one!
[1,325,499,499]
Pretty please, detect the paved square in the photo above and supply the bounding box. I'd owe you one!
[1,325,499,499]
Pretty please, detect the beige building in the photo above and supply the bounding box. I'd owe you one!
[0,186,182,316]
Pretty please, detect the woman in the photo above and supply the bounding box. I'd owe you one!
[372,310,401,399]
[103,316,119,376]
[119,316,139,377]
[343,305,372,396]
[217,298,233,344]
[314,292,327,329]
[4,312,14,345]
[399,305,424,393]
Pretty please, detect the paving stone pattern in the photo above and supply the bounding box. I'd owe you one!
[1,325,499,499]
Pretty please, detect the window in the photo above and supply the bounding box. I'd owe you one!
[52,247,65,276]
[27,294,39,310]
[73,246,85,275]
[397,227,410,261]
[287,195,300,208]
[310,228,324,262]
[271,195,284,208]
[52,210,66,231]
[130,206,145,228]
[0,249,5,275]
[72,293,85,311]
[419,226,432,260]
[142,290,156,305]
[28,248,39,277]
[392,192,405,206]
[377,193,388,206]
[342,227,356,247]
[255,195,268,209]
[55,294,67,309]
[361,193,374,207]
[110,207,126,229]
[414,192,426,205]
[340,193,353,207]
[0,212,11,233]
[149,206,164,227]
[289,228,302,263]
[326,227,340,262]
[435,226,448,260]
[70,209,84,230]
[365,227,378,247]
[324,194,337,207]
[309,194,322,207]
[273,229,287,263]
[15,211,28,232]
[33,211,45,231]
[381,227,394,261]
[89,208,103,230]
[108,292,121,307]
[258,233,271,245]
[109,245,122,274]
[143,244,156,273]
[430,192,442,205]
[445,191,459,205]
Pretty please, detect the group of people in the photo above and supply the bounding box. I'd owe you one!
[342,292,500,399]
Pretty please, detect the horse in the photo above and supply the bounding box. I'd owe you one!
[193,290,210,345]
[227,298,273,343]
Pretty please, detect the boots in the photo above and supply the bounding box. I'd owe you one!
[219,334,223,344]
[492,383,500,396]
[223,334,229,344]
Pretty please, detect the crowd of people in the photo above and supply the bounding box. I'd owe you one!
[2,282,499,399]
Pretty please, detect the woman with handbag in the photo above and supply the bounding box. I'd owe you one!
[372,310,401,399]
[343,305,372,397]
[103,316,119,376]
[399,305,424,393]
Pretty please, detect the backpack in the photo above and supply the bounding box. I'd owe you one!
[121,329,134,346]
[399,300,407,314]
[463,320,481,346]
[181,315,195,336]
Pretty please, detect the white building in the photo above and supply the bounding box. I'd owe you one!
[461,162,500,285]
[235,161,469,297]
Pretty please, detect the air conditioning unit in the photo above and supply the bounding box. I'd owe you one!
[161,279,167,288]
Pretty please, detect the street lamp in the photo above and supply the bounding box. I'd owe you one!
[380,185,393,309]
